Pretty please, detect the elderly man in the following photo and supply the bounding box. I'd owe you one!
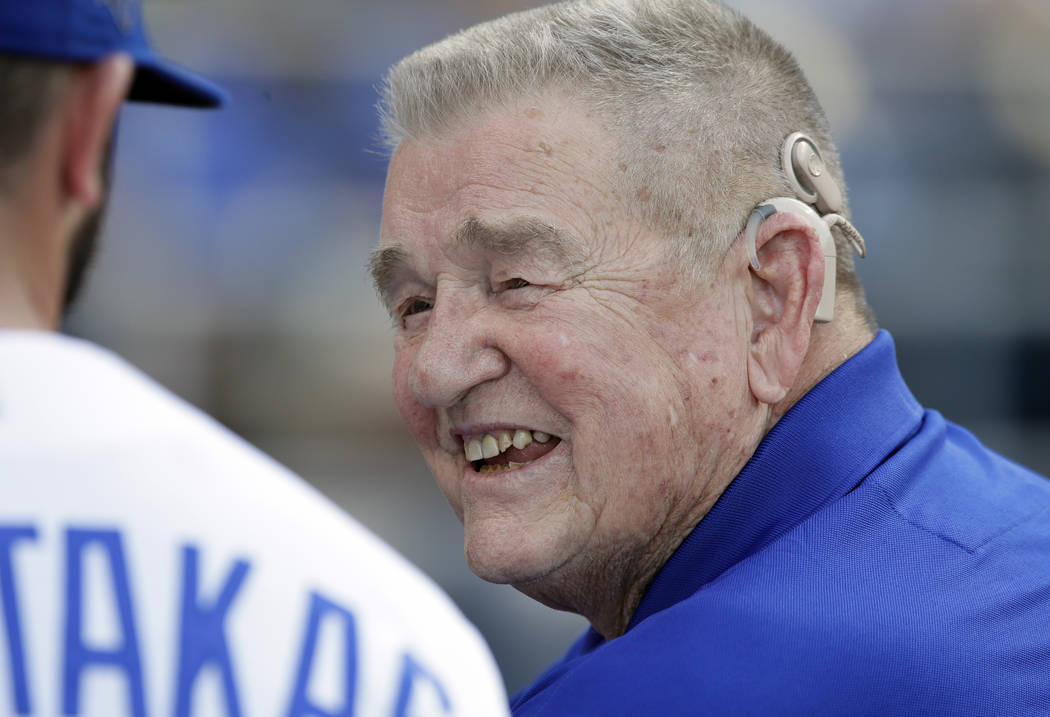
[372,0,1050,714]
[0,1,509,714]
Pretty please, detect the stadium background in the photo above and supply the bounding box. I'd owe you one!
[65,0,1050,694]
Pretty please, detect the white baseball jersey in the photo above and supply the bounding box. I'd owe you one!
[0,330,509,717]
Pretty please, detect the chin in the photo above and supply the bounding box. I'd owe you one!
[462,516,570,586]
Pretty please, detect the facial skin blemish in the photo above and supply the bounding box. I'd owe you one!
[636,187,651,202]
[539,142,553,156]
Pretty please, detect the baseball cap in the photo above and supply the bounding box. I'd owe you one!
[0,0,227,108]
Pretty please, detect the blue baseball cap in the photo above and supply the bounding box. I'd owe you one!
[0,0,227,108]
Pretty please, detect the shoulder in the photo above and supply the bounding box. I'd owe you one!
[517,466,1050,716]
[865,409,1050,552]
[517,565,1038,717]
[0,331,312,493]
[0,331,243,453]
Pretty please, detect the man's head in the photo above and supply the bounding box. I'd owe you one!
[373,0,876,637]
[0,0,224,328]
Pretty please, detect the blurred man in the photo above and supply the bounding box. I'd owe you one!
[372,0,1050,713]
[0,1,508,714]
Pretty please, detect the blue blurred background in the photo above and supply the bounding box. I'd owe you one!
[65,0,1050,695]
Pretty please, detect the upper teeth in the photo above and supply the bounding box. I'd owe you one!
[464,429,552,463]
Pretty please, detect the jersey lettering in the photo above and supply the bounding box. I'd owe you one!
[62,528,147,716]
[0,524,460,716]
[173,545,251,717]
[285,592,358,717]
[392,653,452,717]
[0,525,37,715]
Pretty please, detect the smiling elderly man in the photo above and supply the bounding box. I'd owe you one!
[371,0,1050,714]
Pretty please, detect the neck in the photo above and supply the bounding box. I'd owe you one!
[515,425,762,640]
[513,543,674,640]
[0,187,72,330]
[770,304,877,427]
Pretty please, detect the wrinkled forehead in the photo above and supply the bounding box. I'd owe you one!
[380,92,618,209]
[374,94,625,301]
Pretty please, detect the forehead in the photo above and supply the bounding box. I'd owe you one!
[376,92,627,283]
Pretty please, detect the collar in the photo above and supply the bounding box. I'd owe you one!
[625,330,924,631]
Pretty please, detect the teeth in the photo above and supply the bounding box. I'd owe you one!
[479,461,527,474]
[481,434,500,459]
[463,429,557,463]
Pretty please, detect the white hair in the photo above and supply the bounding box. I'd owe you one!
[380,0,864,289]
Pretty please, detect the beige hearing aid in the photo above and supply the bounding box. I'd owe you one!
[745,132,867,323]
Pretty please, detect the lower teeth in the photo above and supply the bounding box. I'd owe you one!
[478,461,526,474]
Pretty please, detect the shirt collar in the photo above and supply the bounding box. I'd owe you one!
[625,330,924,631]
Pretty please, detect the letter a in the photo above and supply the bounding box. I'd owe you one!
[284,592,357,717]
[392,653,451,717]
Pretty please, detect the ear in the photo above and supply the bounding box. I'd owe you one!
[60,53,134,209]
[745,211,825,405]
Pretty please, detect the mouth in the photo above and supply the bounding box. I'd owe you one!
[460,428,562,474]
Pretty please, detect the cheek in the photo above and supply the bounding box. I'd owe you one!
[510,314,636,405]
[518,324,685,467]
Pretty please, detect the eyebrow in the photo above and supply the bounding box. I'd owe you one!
[369,244,411,309]
[451,217,575,261]
[370,216,580,308]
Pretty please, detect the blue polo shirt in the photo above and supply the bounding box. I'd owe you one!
[512,331,1050,716]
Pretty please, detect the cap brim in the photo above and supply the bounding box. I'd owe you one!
[128,54,228,108]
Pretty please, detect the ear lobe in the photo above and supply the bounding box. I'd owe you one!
[745,213,825,405]
[61,53,134,208]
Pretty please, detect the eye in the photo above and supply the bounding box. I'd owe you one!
[498,277,532,291]
[397,298,433,328]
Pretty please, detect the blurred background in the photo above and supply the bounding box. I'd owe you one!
[65,0,1050,695]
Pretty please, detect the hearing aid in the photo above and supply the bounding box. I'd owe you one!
[744,132,867,323]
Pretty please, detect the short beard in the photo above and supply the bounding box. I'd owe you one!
[62,139,114,315]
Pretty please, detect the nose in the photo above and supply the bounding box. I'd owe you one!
[408,294,510,408]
